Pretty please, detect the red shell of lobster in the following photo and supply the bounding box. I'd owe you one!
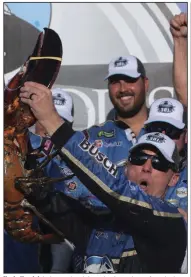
[4,28,63,243]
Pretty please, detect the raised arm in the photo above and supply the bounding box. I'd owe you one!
[170,13,187,107]
[20,82,186,244]
[50,123,186,246]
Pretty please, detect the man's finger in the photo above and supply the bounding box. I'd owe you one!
[23,81,50,91]
[20,86,43,98]
[184,13,187,24]
[170,27,179,37]
[170,19,180,30]
[179,12,187,25]
[19,91,31,98]
[181,26,187,37]
[20,97,32,104]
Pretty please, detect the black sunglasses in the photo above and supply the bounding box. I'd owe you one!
[145,122,185,140]
[128,152,174,172]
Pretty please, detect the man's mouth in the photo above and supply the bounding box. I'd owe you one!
[120,95,133,100]
[139,181,148,192]
[119,95,134,104]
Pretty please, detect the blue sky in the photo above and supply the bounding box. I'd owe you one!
[176,2,187,13]
[6,3,51,31]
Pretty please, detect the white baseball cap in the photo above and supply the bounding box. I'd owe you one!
[104,55,146,80]
[144,98,185,129]
[129,132,180,169]
[51,88,74,123]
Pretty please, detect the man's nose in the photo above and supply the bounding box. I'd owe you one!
[119,80,131,92]
[141,159,152,172]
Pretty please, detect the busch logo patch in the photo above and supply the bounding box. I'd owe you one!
[79,139,117,177]
[157,100,175,113]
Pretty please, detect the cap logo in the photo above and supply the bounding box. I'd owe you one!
[157,100,175,113]
[146,133,166,143]
[114,57,128,67]
[53,93,66,106]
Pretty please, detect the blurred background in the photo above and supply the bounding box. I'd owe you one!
[4,2,188,130]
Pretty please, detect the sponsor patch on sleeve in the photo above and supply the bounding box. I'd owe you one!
[67,181,77,191]
[176,187,187,198]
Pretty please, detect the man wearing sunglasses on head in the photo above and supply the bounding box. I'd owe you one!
[144,98,187,211]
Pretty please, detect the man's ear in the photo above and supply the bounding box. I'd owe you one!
[144,77,149,93]
[185,130,187,144]
[168,173,180,187]
[124,161,129,177]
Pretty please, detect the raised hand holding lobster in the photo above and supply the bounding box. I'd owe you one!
[20,81,64,137]
[4,28,70,243]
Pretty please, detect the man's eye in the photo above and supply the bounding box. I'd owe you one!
[109,80,119,84]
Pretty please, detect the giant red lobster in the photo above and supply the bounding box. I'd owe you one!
[4,28,66,243]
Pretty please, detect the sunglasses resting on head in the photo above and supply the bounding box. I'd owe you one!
[145,122,185,140]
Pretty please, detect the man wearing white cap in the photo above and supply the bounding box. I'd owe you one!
[17,74,187,272]
[49,128,187,273]
[22,100,187,273]
[144,98,187,211]
[28,88,74,273]
[19,11,187,270]
[20,52,187,272]
[52,88,74,124]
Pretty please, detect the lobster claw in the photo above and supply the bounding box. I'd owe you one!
[22,27,63,88]
[4,28,65,243]
[5,28,63,133]
[5,28,62,99]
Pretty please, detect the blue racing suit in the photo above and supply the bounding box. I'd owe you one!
[29,132,75,273]
[4,230,40,273]
[38,119,187,272]
[165,158,187,211]
[49,122,186,273]
[51,120,145,272]
[29,119,187,273]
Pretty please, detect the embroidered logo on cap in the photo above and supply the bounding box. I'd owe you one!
[157,100,175,113]
[114,57,128,67]
[53,93,66,106]
[146,133,166,143]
